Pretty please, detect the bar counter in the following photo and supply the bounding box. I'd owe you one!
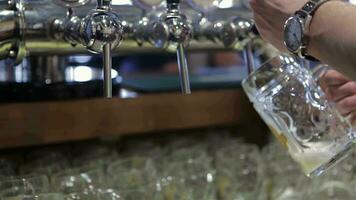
[0,89,264,148]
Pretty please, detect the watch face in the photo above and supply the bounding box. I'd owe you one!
[284,17,303,53]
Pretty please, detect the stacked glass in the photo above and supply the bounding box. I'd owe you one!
[0,131,355,200]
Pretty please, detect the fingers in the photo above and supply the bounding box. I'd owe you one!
[319,70,356,115]
[335,94,356,116]
[322,70,350,86]
[252,14,287,51]
[325,81,356,102]
[249,0,289,51]
[318,70,356,121]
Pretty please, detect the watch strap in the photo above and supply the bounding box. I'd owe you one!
[296,0,330,18]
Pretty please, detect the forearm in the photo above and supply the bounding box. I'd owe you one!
[308,1,356,80]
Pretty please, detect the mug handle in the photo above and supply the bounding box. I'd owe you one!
[312,64,331,82]
[312,65,356,127]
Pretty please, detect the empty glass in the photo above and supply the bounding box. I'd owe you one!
[158,160,215,200]
[107,156,157,195]
[242,55,356,177]
[51,166,105,199]
[0,175,50,199]
[260,142,309,200]
[305,178,355,200]
[96,189,120,200]
[215,143,261,200]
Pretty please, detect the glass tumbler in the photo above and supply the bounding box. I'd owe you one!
[51,166,105,199]
[158,160,215,200]
[242,55,356,177]
[214,143,261,200]
[0,175,51,199]
[107,156,157,192]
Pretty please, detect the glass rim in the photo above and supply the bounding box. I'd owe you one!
[242,54,300,100]
[242,55,289,85]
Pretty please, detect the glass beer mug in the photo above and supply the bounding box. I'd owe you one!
[242,55,356,177]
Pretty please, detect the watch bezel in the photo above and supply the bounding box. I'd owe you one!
[284,15,305,54]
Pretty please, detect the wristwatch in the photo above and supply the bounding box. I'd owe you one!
[284,0,331,61]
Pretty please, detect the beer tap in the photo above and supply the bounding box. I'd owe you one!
[243,24,259,74]
[148,0,192,94]
[243,42,255,74]
[52,0,123,98]
[201,17,258,73]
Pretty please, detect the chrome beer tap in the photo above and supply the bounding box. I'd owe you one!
[241,24,259,74]
[161,0,192,94]
[201,17,258,73]
[0,0,25,64]
[201,17,257,50]
[244,40,256,74]
[52,0,123,98]
[142,0,192,94]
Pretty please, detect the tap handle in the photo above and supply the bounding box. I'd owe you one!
[165,0,191,94]
[244,42,255,74]
[177,44,191,94]
[92,0,119,98]
[103,44,112,98]
[82,10,122,98]
[97,0,115,98]
[244,24,258,74]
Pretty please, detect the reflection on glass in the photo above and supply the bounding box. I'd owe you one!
[242,55,355,177]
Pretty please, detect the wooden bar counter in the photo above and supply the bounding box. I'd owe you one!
[0,89,262,148]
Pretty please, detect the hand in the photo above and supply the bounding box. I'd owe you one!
[249,0,308,51]
[319,70,356,124]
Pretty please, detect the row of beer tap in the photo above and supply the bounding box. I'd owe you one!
[0,0,259,98]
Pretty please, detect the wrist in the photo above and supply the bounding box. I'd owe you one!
[307,1,343,58]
